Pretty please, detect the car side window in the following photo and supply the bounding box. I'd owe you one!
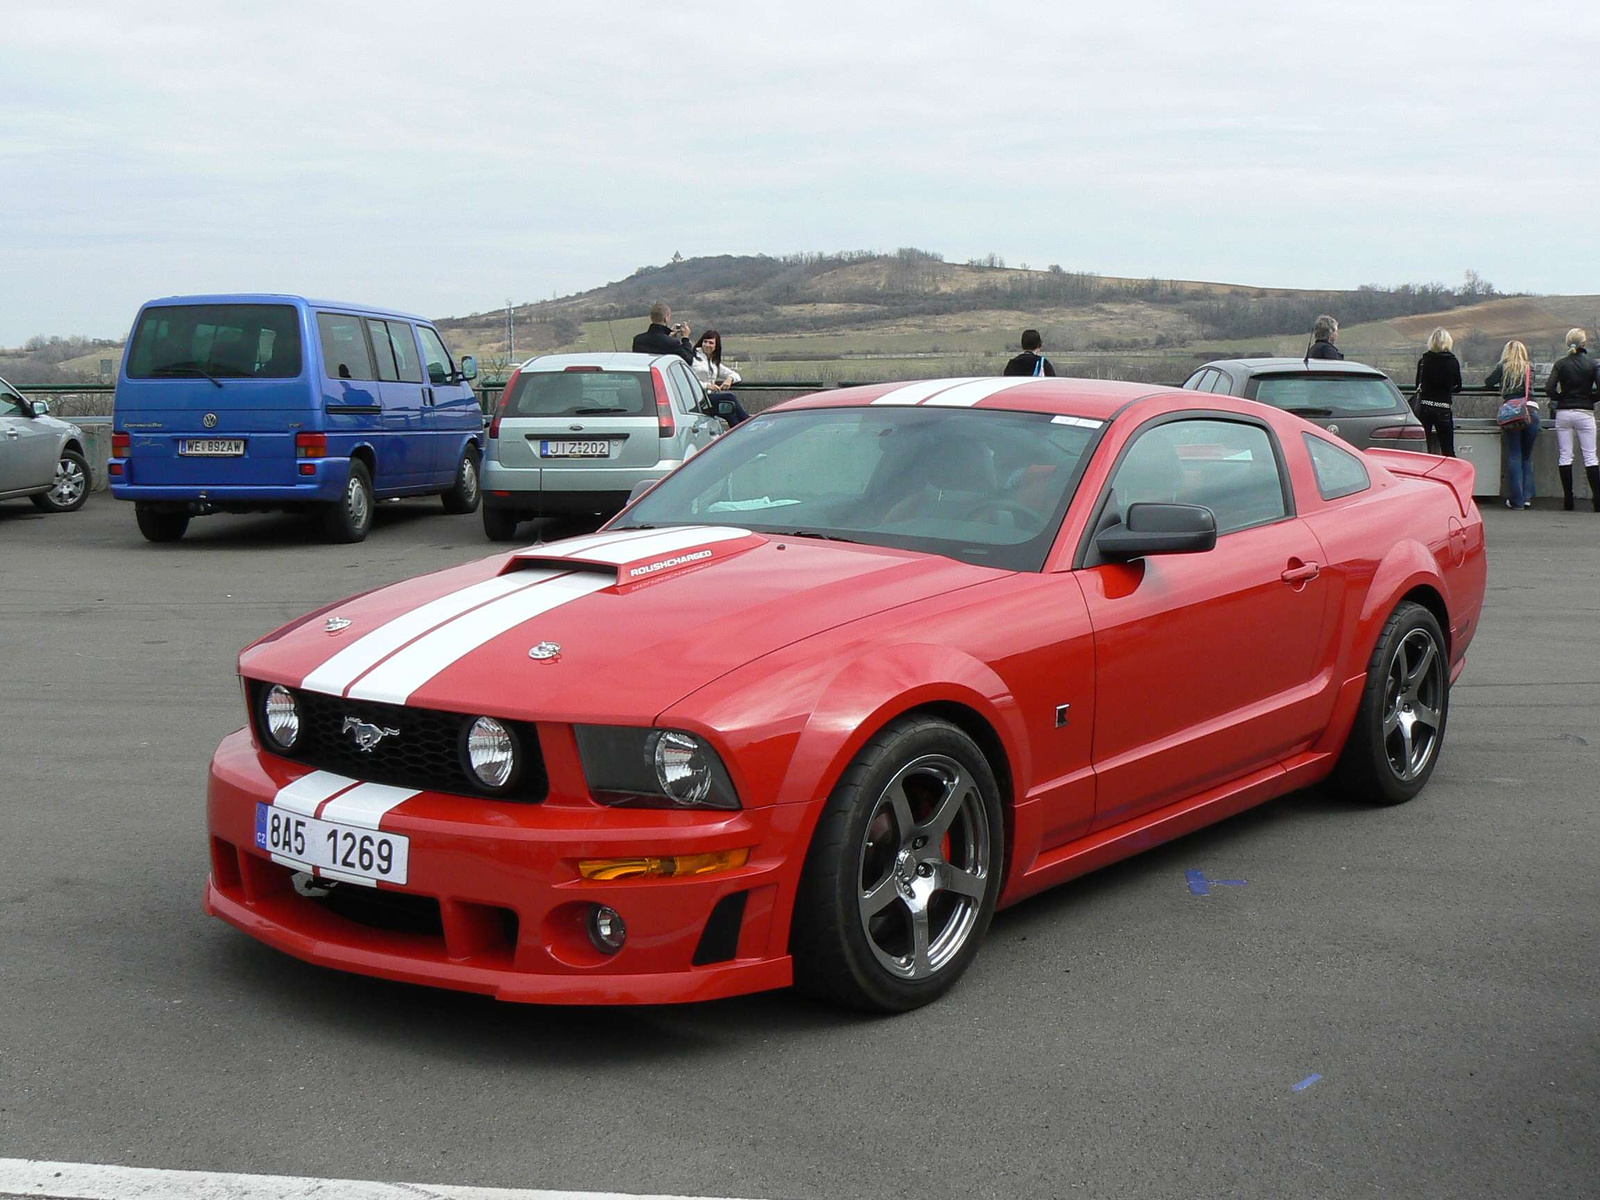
[1110,418,1288,535]
[1304,432,1371,500]
[417,326,454,386]
[1182,369,1212,391]
[386,322,424,383]
[1,393,22,418]
[1207,371,1234,395]
[670,363,703,414]
[365,319,399,382]
[316,313,374,381]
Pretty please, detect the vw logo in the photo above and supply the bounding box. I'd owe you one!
[203,412,218,429]
[342,716,399,753]
[528,641,562,661]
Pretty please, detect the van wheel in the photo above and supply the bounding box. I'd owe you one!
[1334,601,1450,804]
[441,447,481,514]
[135,503,189,543]
[322,462,374,544]
[482,506,520,542]
[790,716,1004,1012]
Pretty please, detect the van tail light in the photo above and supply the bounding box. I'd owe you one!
[295,432,327,458]
[112,431,131,457]
[1373,426,1427,441]
[491,369,519,439]
[651,369,675,438]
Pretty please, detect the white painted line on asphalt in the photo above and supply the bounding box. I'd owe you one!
[0,1159,768,1200]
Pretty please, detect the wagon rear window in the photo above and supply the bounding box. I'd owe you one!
[505,371,653,417]
[127,304,303,379]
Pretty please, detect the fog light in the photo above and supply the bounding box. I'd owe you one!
[465,716,516,790]
[587,904,626,954]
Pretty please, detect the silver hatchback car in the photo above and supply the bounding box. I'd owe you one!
[480,352,726,540]
[1,374,91,513]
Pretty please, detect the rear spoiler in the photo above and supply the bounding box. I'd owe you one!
[1366,448,1476,516]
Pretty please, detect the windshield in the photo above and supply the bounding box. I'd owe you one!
[506,370,654,417]
[127,304,304,380]
[616,406,1103,571]
[1249,374,1404,414]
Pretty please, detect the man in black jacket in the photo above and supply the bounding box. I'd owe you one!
[1003,329,1056,377]
[631,302,695,363]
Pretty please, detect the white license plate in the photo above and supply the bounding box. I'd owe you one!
[180,438,246,456]
[255,803,410,885]
[540,440,610,458]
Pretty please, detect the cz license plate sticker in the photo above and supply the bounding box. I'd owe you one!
[180,438,246,456]
[255,803,410,885]
[540,440,610,458]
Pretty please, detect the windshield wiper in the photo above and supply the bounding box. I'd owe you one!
[152,363,224,388]
[574,406,629,415]
[771,528,861,544]
[1286,406,1334,416]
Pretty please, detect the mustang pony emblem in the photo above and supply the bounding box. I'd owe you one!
[324,616,352,633]
[342,716,400,752]
[528,641,562,661]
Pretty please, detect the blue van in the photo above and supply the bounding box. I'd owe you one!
[111,294,483,542]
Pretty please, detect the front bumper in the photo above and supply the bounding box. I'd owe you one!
[204,729,802,1004]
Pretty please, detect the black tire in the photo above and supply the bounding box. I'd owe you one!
[1334,601,1450,805]
[791,715,1005,1012]
[30,448,91,513]
[482,505,520,542]
[441,446,481,514]
[321,461,374,544]
[134,503,189,543]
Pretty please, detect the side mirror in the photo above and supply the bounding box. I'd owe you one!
[460,355,478,382]
[1095,502,1217,562]
[30,398,51,416]
[626,480,659,506]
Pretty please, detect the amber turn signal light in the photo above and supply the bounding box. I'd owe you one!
[578,848,750,882]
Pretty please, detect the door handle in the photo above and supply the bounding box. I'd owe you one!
[423,387,434,407]
[1281,561,1321,584]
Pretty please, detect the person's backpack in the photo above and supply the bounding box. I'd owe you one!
[1032,355,1048,377]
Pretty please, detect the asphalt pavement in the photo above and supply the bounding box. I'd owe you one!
[1,494,1595,1200]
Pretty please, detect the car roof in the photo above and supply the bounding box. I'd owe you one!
[139,294,431,323]
[772,377,1173,421]
[519,352,682,372]
[1201,357,1391,378]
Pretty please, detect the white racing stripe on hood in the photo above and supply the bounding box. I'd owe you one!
[316,781,418,830]
[346,571,613,705]
[520,525,680,558]
[301,572,548,697]
[567,526,749,565]
[920,377,1038,407]
[271,770,358,817]
[870,379,979,406]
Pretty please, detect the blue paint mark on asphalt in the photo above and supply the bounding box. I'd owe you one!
[1293,1074,1322,1091]
[1186,869,1247,896]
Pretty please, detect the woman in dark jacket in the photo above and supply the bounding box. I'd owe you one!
[1544,328,1598,511]
[1485,340,1540,509]
[1413,327,1463,456]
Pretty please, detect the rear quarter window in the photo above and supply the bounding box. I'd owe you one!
[1250,374,1404,414]
[1304,433,1372,500]
[507,371,653,417]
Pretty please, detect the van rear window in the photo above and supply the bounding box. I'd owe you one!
[506,371,653,417]
[127,304,303,380]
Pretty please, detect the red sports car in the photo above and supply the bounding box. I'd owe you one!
[205,377,1486,1012]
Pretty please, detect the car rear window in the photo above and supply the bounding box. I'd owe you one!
[506,370,653,417]
[1250,374,1403,414]
[127,304,303,379]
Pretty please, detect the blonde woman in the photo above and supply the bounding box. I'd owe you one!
[1485,341,1540,508]
[1543,328,1598,511]
[1413,327,1463,457]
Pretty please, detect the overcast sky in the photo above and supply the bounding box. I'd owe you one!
[2,0,1596,344]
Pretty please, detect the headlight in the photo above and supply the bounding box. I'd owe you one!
[262,685,300,751]
[574,726,740,810]
[464,716,519,791]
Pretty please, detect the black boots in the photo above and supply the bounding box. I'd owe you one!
[1589,465,1600,513]
[1560,465,1575,511]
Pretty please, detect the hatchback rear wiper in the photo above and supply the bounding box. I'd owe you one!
[152,363,224,388]
[1286,406,1334,416]
[574,406,629,415]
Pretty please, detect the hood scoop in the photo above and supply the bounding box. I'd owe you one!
[501,525,766,587]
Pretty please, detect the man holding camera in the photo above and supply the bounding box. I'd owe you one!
[632,302,696,364]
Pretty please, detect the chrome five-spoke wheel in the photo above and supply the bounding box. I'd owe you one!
[1336,600,1450,804]
[1382,627,1444,782]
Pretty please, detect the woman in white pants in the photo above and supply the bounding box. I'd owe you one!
[1543,328,1598,511]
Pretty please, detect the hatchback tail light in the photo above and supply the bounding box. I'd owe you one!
[1373,426,1426,440]
[651,369,675,438]
[112,431,131,457]
[295,432,327,458]
[491,369,520,439]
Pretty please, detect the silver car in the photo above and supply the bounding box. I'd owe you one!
[480,352,726,541]
[1182,358,1425,451]
[0,374,91,513]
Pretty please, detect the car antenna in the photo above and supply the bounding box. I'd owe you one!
[606,319,618,352]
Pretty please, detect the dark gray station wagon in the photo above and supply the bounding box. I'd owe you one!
[1182,358,1424,452]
